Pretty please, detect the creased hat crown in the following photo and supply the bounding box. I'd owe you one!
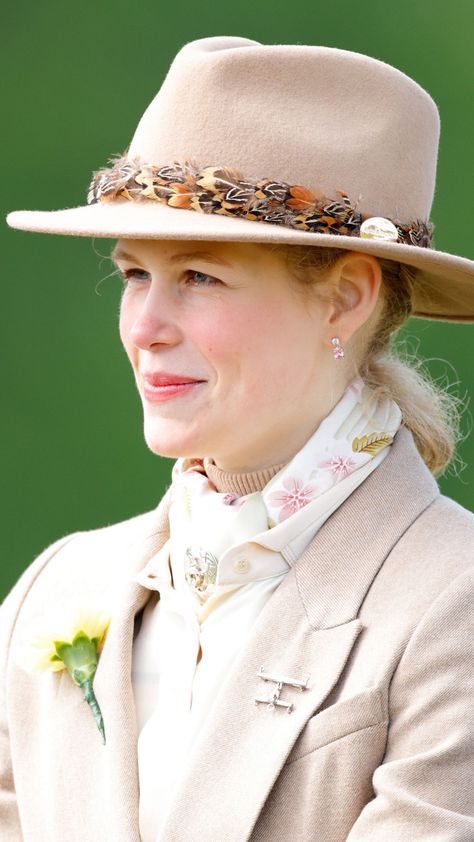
[128,36,440,222]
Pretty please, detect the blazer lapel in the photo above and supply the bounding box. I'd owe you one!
[158,429,440,842]
[158,568,363,842]
[90,491,171,841]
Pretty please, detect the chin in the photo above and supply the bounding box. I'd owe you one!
[143,421,208,460]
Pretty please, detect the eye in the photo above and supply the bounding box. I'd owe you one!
[118,267,150,286]
[186,270,220,287]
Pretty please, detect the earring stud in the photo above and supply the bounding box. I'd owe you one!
[331,337,345,360]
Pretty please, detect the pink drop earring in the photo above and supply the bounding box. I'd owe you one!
[331,337,345,360]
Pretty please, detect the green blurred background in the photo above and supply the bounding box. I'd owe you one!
[2,0,473,599]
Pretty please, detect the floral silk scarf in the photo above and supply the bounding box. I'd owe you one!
[169,376,402,602]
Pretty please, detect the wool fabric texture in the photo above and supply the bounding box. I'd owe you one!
[1,429,474,839]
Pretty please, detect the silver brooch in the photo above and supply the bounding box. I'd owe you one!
[254,666,310,714]
[184,546,218,597]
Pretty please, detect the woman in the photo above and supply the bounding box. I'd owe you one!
[2,35,474,841]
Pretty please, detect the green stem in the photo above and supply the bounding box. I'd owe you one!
[78,676,106,745]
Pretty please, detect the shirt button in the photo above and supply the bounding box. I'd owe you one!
[233,557,250,574]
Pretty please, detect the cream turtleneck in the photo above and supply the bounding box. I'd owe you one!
[202,457,285,496]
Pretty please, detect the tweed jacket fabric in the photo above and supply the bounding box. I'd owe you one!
[1,427,474,841]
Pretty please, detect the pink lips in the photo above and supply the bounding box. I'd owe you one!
[142,371,205,402]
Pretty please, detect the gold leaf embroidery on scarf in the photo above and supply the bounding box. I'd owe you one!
[178,485,193,520]
[352,432,394,456]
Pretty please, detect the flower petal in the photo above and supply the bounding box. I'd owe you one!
[12,603,112,675]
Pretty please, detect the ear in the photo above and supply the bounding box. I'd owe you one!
[324,251,382,347]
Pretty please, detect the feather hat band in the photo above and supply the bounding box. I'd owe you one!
[6,36,474,321]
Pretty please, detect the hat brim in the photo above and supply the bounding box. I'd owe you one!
[6,199,474,322]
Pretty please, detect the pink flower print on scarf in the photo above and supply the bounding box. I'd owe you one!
[267,477,318,523]
[222,493,246,510]
[317,453,359,482]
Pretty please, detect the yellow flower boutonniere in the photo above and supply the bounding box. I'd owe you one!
[13,606,111,745]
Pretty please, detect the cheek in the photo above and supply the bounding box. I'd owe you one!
[244,305,321,395]
[118,299,137,365]
[206,309,277,395]
[191,310,253,360]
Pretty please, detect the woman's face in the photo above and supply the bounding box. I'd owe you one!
[116,238,344,471]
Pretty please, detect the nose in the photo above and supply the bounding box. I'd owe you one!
[127,285,182,350]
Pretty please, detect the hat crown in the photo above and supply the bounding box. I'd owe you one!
[128,36,440,222]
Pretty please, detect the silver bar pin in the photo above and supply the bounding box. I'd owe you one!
[254,694,294,713]
[257,666,309,691]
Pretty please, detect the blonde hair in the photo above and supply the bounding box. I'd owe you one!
[266,243,463,476]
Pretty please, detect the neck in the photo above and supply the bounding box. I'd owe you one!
[205,383,349,475]
[203,458,285,495]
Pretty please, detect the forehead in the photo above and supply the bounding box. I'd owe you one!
[110,238,273,268]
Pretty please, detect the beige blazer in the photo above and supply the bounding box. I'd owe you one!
[1,427,474,841]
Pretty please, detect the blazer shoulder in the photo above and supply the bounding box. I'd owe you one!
[411,491,474,562]
[360,491,474,640]
[1,492,171,634]
[63,501,168,552]
[387,491,474,596]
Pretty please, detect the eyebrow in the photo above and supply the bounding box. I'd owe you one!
[110,246,232,268]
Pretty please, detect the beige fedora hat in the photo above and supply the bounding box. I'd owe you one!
[6,35,474,321]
